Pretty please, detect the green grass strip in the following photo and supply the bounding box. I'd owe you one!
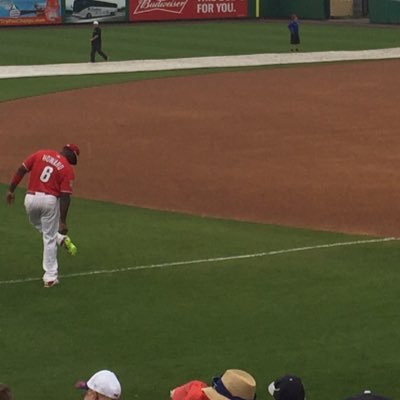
[1,20,400,66]
[1,185,400,400]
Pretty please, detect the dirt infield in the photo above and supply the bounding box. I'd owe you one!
[1,59,400,237]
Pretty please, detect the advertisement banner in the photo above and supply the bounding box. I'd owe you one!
[64,0,127,23]
[130,0,248,21]
[0,0,61,25]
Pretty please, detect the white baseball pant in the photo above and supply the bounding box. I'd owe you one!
[24,192,66,283]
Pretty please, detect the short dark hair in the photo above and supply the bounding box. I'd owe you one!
[0,384,12,400]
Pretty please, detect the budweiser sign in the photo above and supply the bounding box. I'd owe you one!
[133,0,189,14]
[130,0,248,20]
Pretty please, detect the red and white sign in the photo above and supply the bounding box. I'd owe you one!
[130,0,247,21]
[0,0,61,26]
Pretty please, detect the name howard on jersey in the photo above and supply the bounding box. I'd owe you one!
[42,154,65,170]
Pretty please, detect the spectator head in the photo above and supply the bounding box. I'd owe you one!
[344,390,392,400]
[202,369,256,400]
[170,380,207,400]
[76,370,121,400]
[268,375,305,400]
[0,384,12,400]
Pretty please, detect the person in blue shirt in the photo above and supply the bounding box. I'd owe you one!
[288,14,300,52]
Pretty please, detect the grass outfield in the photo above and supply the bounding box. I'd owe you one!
[1,20,400,66]
[0,66,280,102]
[1,185,400,400]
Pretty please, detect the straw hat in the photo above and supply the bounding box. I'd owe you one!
[202,370,256,400]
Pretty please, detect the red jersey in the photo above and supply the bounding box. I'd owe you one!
[23,149,75,196]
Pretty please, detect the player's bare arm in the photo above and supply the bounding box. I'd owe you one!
[6,165,28,205]
[59,192,71,234]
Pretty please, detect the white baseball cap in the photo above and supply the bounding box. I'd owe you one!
[87,370,121,399]
[93,20,99,25]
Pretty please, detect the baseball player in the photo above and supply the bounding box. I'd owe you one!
[6,144,80,288]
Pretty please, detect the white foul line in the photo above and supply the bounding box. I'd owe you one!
[0,237,397,286]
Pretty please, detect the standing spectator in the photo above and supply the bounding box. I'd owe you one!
[268,375,305,400]
[90,20,108,63]
[5,144,80,288]
[288,14,300,52]
[0,384,11,400]
[75,370,122,400]
[170,369,256,400]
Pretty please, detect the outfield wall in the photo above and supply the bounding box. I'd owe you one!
[1,0,398,26]
[261,0,330,19]
[0,0,330,26]
[369,0,400,24]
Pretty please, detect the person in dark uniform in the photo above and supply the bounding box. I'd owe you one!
[90,20,108,62]
[288,14,300,52]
